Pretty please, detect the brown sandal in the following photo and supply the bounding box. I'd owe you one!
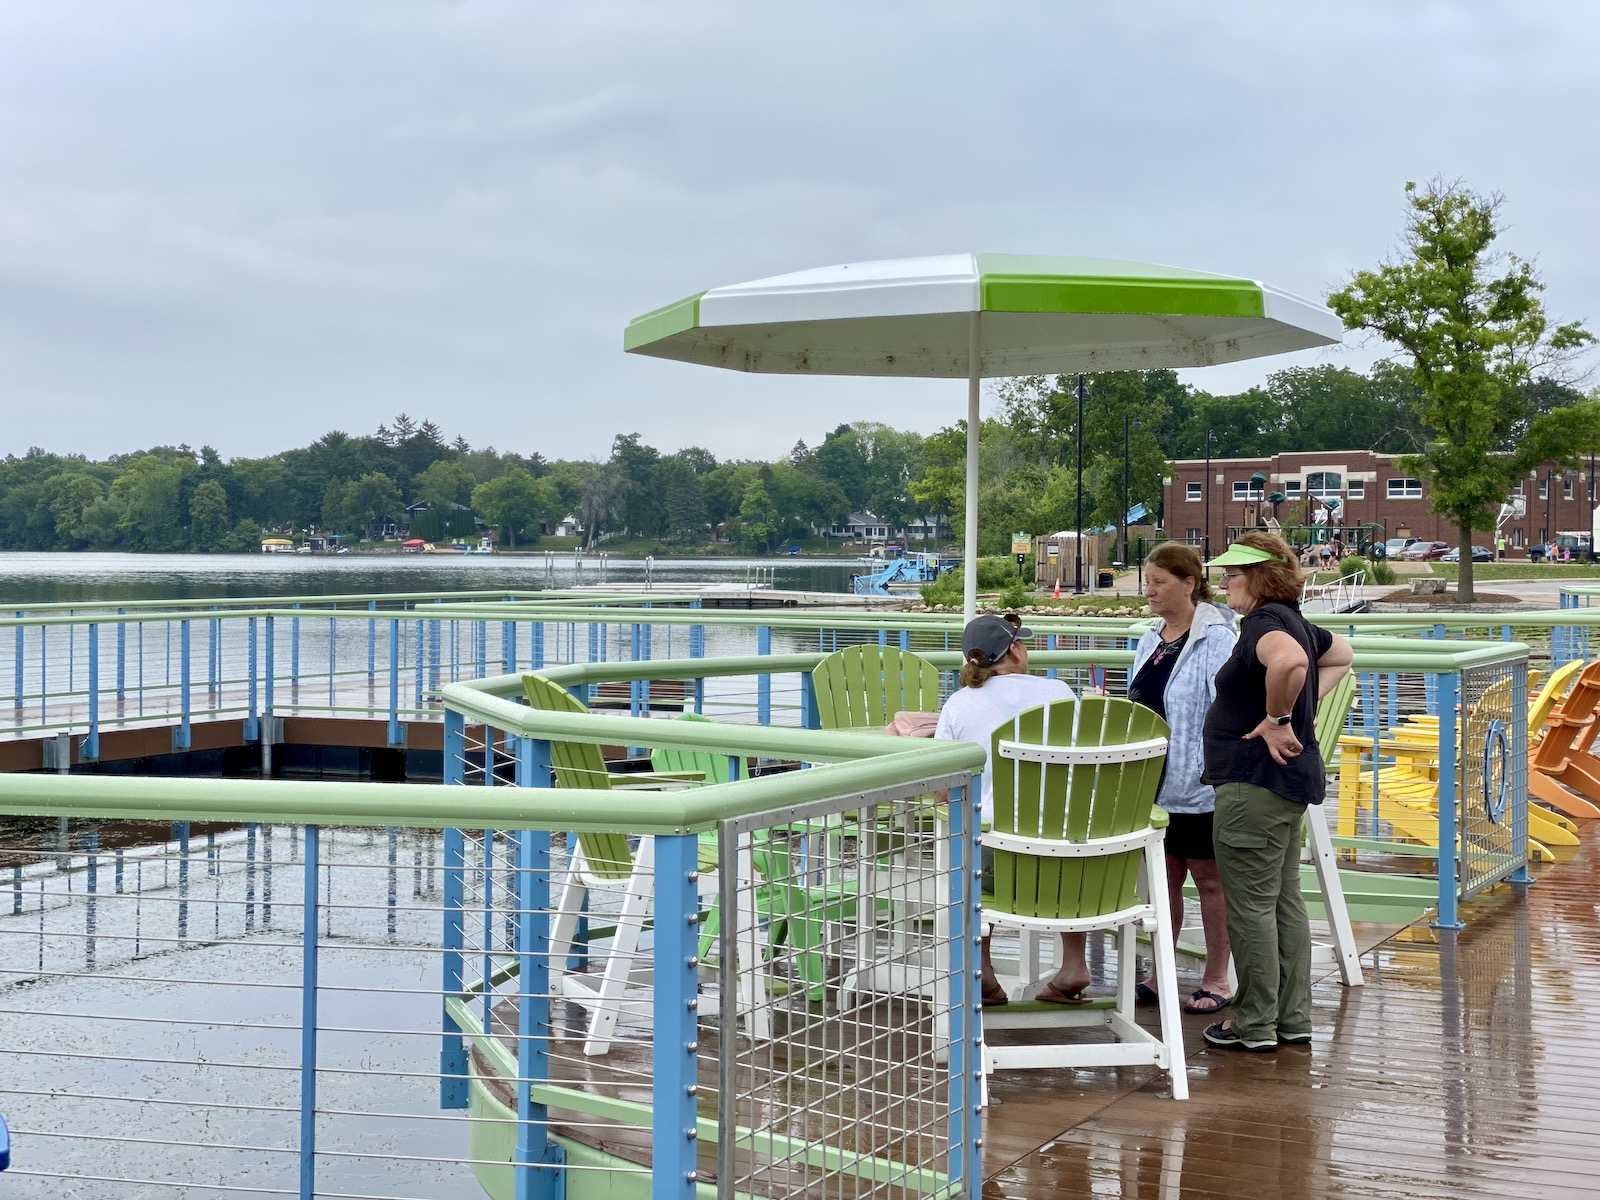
[981,980,1010,1006]
[1034,980,1092,1005]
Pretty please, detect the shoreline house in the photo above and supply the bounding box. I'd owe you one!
[403,500,485,538]
[550,513,583,539]
[826,511,949,543]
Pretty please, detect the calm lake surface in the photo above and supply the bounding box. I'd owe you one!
[0,551,858,606]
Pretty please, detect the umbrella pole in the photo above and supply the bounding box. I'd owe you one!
[963,315,980,622]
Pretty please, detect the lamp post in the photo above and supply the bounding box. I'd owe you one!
[1122,414,1141,564]
[1546,469,1557,544]
[1203,428,1217,563]
[1074,373,1086,594]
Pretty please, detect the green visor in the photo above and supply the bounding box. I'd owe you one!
[1205,543,1287,568]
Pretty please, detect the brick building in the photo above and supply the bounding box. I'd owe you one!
[1161,450,1597,557]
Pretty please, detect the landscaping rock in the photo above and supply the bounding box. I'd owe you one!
[1410,578,1449,596]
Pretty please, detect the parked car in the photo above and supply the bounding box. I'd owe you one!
[1401,540,1451,561]
[1439,545,1493,563]
[1376,537,1420,560]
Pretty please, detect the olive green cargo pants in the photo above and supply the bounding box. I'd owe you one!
[1212,781,1312,1043]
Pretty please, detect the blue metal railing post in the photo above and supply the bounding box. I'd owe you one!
[246,617,259,742]
[1433,673,1465,929]
[415,619,425,708]
[652,832,700,1200]
[299,824,320,1200]
[291,604,301,690]
[690,620,705,715]
[265,616,275,723]
[14,616,22,708]
[328,610,338,708]
[1046,632,1058,681]
[799,671,821,729]
[440,709,469,1108]
[504,619,516,675]
[84,623,99,760]
[116,609,126,701]
[367,600,377,683]
[176,620,192,750]
[946,777,980,1190]
[515,821,563,1199]
[757,624,771,726]
[531,619,544,670]
[388,619,403,746]
[209,607,219,701]
[631,622,643,719]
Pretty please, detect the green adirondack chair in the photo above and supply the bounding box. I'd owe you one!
[979,695,1189,1100]
[521,673,713,1055]
[810,643,943,731]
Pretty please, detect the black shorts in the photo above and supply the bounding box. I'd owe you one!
[1163,811,1215,860]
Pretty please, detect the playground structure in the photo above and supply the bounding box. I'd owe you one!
[7,588,1600,1194]
[851,551,942,595]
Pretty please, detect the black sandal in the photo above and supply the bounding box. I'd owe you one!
[1184,988,1232,1014]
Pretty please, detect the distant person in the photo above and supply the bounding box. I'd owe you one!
[1496,534,1506,561]
[1328,537,1345,561]
[934,615,1081,1006]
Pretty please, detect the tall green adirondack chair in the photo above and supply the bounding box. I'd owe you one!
[979,695,1188,1101]
[810,643,943,731]
[522,673,712,1056]
[652,712,858,1004]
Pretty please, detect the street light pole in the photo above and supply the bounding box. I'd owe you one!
[1074,373,1085,594]
[1203,428,1216,564]
[1122,414,1141,565]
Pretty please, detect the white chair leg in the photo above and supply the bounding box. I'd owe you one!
[548,846,589,974]
[733,833,770,1041]
[1144,843,1189,1100]
[583,838,655,1056]
[1304,803,1365,987]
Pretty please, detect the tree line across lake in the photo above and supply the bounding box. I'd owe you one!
[0,365,1584,555]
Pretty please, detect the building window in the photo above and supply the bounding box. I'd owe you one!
[1184,528,1203,544]
[1306,471,1342,499]
[1539,479,1549,500]
[1513,481,1523,496]
[1347,479,1365,499]
[1232,481,1264,501]
[1565,479,1574,500]
[1185,482,1202,501]
[1284,479,1302,497]
[1513,528,1525,548]
[1388,478,1423,499]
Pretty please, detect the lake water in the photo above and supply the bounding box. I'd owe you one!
[0,551,859,606]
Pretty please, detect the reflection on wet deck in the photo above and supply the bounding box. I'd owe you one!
[982,829,1600,1198]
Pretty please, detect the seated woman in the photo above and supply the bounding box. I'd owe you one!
[935,614,1082,1005]
[1128,542,1238,1014]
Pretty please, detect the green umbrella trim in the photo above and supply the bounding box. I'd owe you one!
[976,254,1264,318]
[623,290,705,351]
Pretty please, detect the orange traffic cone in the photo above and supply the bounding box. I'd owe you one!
[1052,578,1061,599]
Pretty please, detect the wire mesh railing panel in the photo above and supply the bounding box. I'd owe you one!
[0,817,493,1198]
[717,776,976,1199]
[1459,657,1530,899]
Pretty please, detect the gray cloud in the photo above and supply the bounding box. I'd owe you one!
[0,1,1593,460]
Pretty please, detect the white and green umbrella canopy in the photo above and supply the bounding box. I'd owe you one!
[626,253,1341,616]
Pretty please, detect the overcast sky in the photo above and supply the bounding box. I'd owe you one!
[0,2,1594,464]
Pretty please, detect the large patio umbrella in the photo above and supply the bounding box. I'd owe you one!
[625,253,1342,617]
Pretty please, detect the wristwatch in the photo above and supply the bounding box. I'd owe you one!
[1266,713,1293,726]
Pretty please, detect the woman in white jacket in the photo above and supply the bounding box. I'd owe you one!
[1128,542,1238,1013]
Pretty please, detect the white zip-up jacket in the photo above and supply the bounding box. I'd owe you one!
[1130,602,1237,814]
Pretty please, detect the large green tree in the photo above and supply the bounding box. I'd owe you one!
[472,469,551,548]
[1328,180,1599,601]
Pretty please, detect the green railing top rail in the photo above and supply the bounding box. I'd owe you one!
[0,588,718,617]
[0,727,982,835]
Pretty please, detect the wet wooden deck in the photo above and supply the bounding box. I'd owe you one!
[981,823,1600,1199]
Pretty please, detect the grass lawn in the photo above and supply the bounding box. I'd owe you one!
[1428,562,1600,580]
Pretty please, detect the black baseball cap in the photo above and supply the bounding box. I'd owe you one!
[962,614,1032,666]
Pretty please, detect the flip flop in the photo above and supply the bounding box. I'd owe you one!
[1034,980,1092,1005]
[1184,988,1233,1014]
[981,981,1009,1007]
[1134,982,1159,1006]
